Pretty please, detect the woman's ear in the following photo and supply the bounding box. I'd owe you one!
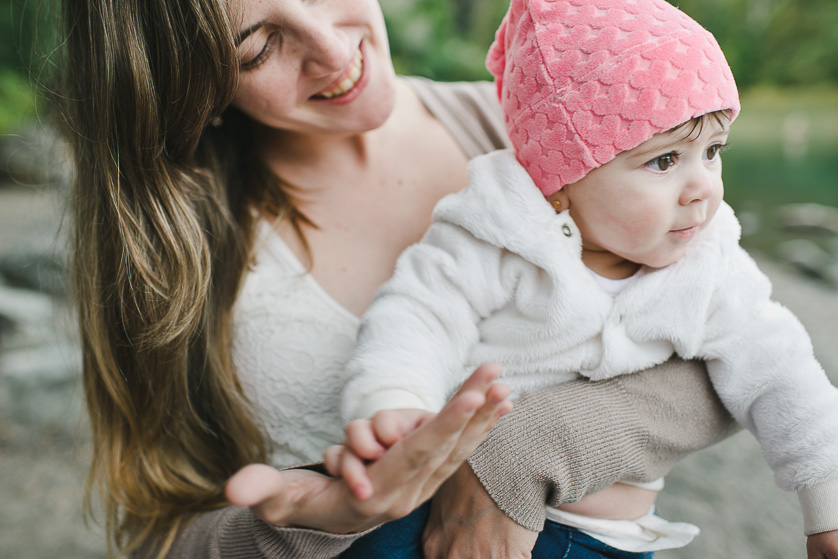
[545,190,570,213]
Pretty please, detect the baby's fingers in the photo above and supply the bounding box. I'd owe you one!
[340,446,374,501]
[323,444,345,478]
[323,445,373,500]
[345,419,387,460]
[373,409,436,447]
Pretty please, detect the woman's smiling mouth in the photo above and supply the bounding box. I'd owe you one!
[312,47,364,100]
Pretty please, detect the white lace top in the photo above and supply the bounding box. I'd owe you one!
[231,77,509,467]
[232,220,360,466]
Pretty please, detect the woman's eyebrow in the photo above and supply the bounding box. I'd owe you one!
[236,21,265,46]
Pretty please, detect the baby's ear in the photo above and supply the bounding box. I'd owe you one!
[545,190,570,213]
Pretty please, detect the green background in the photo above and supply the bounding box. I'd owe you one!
[2,0,837,257]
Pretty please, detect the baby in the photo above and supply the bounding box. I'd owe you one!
[339,0,838,556]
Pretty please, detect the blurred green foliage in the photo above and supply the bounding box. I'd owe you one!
[0,68,35,132]
[1,0,56,133]
[2,0,837,131]
[381,0,838,87]
[381,0,509,80]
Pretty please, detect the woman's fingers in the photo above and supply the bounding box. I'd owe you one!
[323,444,344,478]
[418,362,510,460]
[459,361,503,393]
[225,464,287,508]
[226,464,340,528]
[463,381,513,442]
[223,364,512,535]
[225,464,301,526]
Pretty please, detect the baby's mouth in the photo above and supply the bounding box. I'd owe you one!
[669,225,699,239]
[312,48,364,100]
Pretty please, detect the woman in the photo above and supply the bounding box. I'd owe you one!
[57,0,737,557]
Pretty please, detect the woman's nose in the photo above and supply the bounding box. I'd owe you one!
[297,18,351,77]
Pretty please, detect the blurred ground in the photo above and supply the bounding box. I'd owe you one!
[0,179,106,558]
[0,146,836,558]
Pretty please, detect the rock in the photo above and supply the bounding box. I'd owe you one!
[0,122,71,187]
[0,281,57,340]
[776,239,838,287]
[0,253,69,296]
[777,203,838,236]
[0,278,79,428]
[1,342,82,429]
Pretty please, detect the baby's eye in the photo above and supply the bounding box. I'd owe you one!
[647,153,678,172]
[705,143,730,161]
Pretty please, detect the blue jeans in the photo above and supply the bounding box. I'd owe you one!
[341,502,654,559]
[534,521,654,559]
[341,501,431,558]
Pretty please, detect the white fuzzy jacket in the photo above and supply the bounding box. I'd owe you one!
[343,150,838,498]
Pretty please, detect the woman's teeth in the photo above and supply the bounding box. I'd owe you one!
[315,50,364,99]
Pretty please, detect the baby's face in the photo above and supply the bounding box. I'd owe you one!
[560,116,729,273]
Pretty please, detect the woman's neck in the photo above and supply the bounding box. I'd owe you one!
[255,79,416,190]
[258,78,469,317]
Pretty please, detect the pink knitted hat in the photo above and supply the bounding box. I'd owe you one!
[486,0,740,195]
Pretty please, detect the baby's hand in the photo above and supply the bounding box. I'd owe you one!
[324,408,435,500]
[346,408,435,460]
[807,529,838,558]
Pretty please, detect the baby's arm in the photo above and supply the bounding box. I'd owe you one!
[699,245,838,538]
[341,213,513,424]
[421,358,739,558]
[466,357,738,530]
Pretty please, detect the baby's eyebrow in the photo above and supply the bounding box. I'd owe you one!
[624,142,680,162]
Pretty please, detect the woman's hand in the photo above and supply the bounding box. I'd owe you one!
[808,529,838,559]
[423,462,538,559]
[225,363,512,535]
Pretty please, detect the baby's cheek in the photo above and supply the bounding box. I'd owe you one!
[621,214,663,242]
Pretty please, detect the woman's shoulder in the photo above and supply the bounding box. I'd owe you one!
[403,75,496,103]
[401,76,511,158]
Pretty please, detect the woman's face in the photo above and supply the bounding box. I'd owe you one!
[230,0,397,137]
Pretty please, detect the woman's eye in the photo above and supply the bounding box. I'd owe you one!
[647,153,677,172]
[705,143,729,160]
[241,32,278,71]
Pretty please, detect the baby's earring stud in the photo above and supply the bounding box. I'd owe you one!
[551,200,562,211]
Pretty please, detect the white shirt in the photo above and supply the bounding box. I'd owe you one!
[233,220,359,466]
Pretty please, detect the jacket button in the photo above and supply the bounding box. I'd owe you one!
[562,224,572,237]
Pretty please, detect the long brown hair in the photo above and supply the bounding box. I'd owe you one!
[56,0,303,555]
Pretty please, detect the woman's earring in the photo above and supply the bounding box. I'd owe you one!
[551,200,562,212]
[211,115,224,127]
